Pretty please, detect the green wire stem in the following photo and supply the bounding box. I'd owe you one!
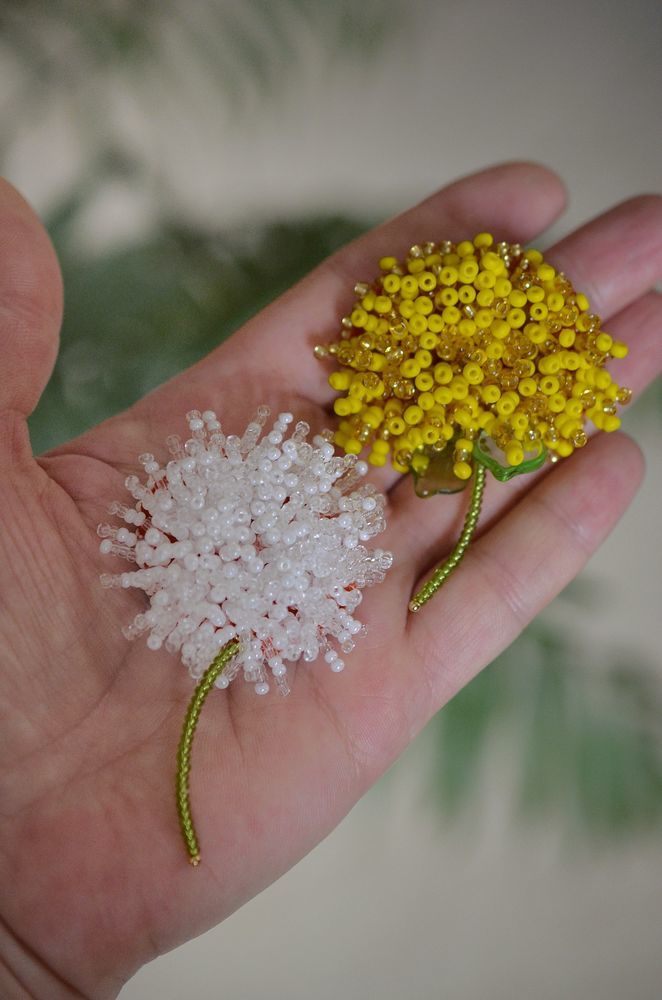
[409,464,486,613]
[176,639,240,866]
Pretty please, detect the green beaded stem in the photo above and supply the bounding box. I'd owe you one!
[176,639,240,866]
[409,464,486,612]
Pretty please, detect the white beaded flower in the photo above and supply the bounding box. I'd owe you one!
[99,407,392,695]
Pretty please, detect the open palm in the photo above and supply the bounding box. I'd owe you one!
[1,164,660,999]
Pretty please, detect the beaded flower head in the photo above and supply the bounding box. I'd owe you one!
[100,407,391,862]
[317,233,630,609]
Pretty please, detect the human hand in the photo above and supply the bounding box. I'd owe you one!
[1,163,660,998]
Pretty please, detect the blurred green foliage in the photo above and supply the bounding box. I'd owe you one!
[433,623,662,837]
[30,202,365,452]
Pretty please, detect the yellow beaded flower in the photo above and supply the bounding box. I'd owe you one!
[317,234,630,496]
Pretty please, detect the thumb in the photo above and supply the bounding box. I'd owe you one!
[0,178,63,451]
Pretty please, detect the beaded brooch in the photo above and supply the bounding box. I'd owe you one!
[100,232,630,865]
[316,233,630,610]
[100,408,392,862]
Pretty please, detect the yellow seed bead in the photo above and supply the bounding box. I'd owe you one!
[407,258,425,274]
[387,416,406,435]
[408,314,428,336]
[576,292,590,311]
[525,249,543,265]
[427,314,444,333]
[486,340,504,359]
[463,362,484,385]
[594,370,612,390]
[418,392,435,411]
[399,300,416,319]
[361,293,375,311]
[400,359,420,378]
[595,332,613,353]
[506,443,524,466]
[417,271,437,292]
[363,406,384,428]
[458,260,479,282]
[539,376,560,395]
[419,331,440,349]
[329,371,351,391]
[350,308,368,327]
[414,295,434,315]
[372,439,390,455]
[529,303,548,321]
[526,285,545,303]
[453,461,473,480]
[491,319,510,340]
[556,440,574,458]
[368,452,387,467]
[434,386,453,405]
[422,427,441,444]
[400,275,419,298]
[475,271,497,290]
[494,277,512,297]
[473,232,494,248]
[539,355,562,374]
[442,306,462,325]
[564,399,583,418]
[510,413,529,434]
[457,240,475,258]
[481,251,503,272]
[518,377,537,397]
[345,438,362,454]
[348,382,366,399]
[475,308,494,328]
[434,362,453,384]
[406,427,424,448]
[382,274,401,294]
[610,340,628,358]
[547,392,567,413]
[365,314,378,332]
[524,322,546,344]
[450,377,469,400]
[603,415,621,432]
[508,289,527,308]
[374,295,392,314]
[437,287,458,307]
[547,291,565,312]
[334,398,352,416]
[559,329,576,348]
[379,255,397,270]
[537,263,555,282]
[458,318,477,337]
[415,349,433,368]
[369,353,386,372]
[481,384,501,404]
[404,405,424,425]
[506,307,526,329]
[458,284,477,303]
[415,372,434,391]
[496,392,518,416]
[440,266,458,285]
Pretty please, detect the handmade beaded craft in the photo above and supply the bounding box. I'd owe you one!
[317,233,630,610]
[100,407,392,862]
